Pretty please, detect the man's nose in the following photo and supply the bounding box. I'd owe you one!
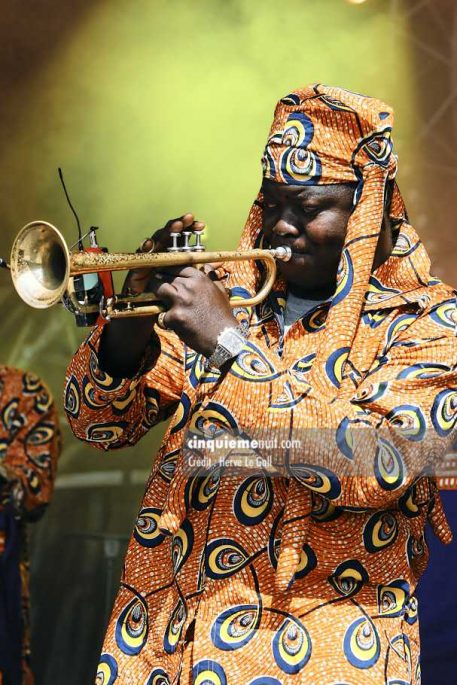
[272,217,300,238]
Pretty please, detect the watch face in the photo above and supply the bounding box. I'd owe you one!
[207,326,248,369]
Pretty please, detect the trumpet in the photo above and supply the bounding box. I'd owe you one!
[10,221,292,326]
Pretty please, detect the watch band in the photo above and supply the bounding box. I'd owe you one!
[205,323,249,370]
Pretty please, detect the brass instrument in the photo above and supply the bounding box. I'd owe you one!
[10,221,291,325]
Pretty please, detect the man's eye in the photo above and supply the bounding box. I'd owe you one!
[301,206,319,217]
[264,201,278,209]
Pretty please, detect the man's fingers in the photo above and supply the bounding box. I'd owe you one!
[137,215,206,255]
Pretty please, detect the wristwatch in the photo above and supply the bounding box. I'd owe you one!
[205,323,249,370]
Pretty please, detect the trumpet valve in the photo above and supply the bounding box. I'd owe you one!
[182,231,192,252]
[167,232,181,252]
[192,230,205,252]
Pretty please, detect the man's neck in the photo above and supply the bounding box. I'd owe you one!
[287,283,335,301]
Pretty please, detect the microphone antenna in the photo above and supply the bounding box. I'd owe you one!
[58,168,83,250]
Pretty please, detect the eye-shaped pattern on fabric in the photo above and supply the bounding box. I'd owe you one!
[22,372,42,394]
[354,129,394,169]
[189,355,221,389]
[86,422,128,443]
[373,438,405,492]
[389,633,412,672]
[361,310,392,329]
[25,421,54,449]
[188,401,239,440]
[390,231,419,257]
[64,375,80,418]
[82,377,110,410]
[301,305,327,333]
[382,314,419,352]
[189,465,221,511]
[328,559,369,598]
[144,386,161,426]
[333,249,354,307]
[269,380,308,410]
[34,389,52,414]
[317,93,357,114]
[89,350,125,391]
[279,92,302,106]
[290,354,316,383]
[325,347,350,389]
[396,363,452,380]
[290,464,342,500]
[271,615,312,675]
[170,392,192,433]
[404,596,419,625]
[365,276,401,306]
[2,398,25,435]
[134,507,166,549]
[144,668,171,685]
[293,544,317,581]
[343,616,381,669]
[335,416,358,460]
[230,342,281,383]
[158,449,179,483]
[279,145,322,185]
[233,475,274,526]
[211,604,262,651]
[192,660,227,685]
[171,519,194,575]
[205,537,251,580]
[115,593,149,656]
[310,493,343,522]
[351,382,389,405]
[25,467,41,495]
[377,579,410,618]
[95,653,118,685]
[429,299,457,331]
[363,511,398,553]
[398,485,421,519]
[430,388,457,437]
[163,598,186,654]
[406,533,427,568]
[384,405,427,443]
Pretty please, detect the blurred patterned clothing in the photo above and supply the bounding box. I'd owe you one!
[64,85,457,684]
[0,367,61,685]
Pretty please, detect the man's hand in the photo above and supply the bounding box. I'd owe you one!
[99,213,238,377]
[124,213,204,295]
[148,264,237,357]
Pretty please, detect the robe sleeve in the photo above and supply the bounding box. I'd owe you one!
[63,323,185,451]
[0,369,61,520]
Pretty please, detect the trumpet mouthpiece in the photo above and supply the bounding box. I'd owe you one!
[273,245,292,262]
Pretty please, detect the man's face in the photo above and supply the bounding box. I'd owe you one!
[261,178,356,298]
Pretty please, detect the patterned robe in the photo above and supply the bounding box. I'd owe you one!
[65,85,457,684]
[0,366,61,685]
[65,220,457,685]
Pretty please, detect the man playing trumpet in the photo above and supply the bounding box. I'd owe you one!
[65,84,457,684]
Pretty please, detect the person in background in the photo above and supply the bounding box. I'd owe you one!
[65,84,457,683]
[0,366,61,685]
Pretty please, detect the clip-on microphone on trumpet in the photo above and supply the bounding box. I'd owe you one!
[59,169,114,327]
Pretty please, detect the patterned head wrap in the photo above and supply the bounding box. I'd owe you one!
[233,83,412,398]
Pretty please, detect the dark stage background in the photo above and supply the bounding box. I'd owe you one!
[0,1,456,683]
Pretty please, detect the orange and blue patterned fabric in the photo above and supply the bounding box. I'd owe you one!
[65,84,457,684]
[0,366,61,685]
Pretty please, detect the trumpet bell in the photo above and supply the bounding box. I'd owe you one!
[10,221,70,308]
